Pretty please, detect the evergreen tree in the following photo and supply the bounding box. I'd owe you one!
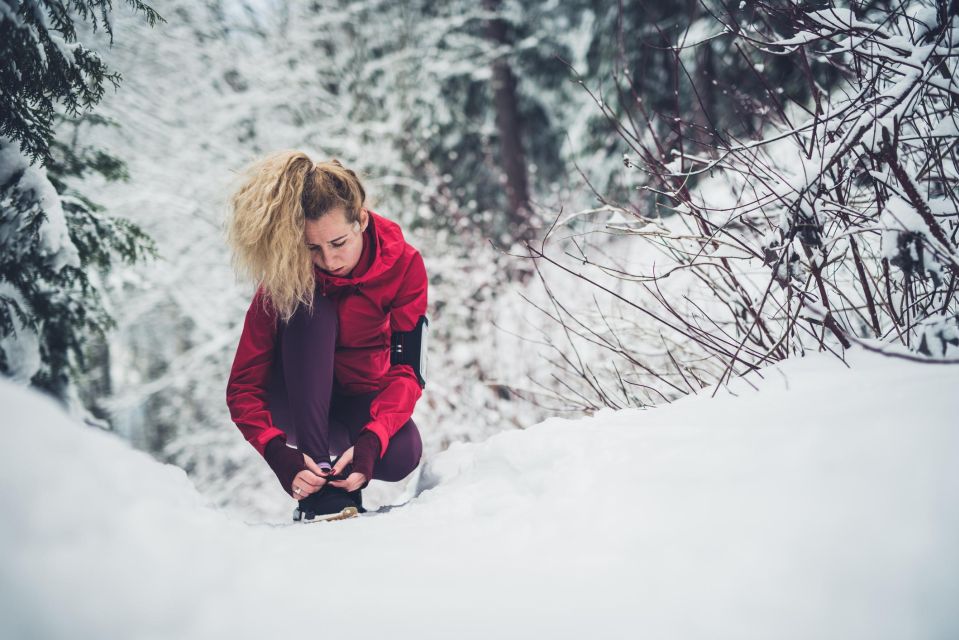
[0,0,161,414]
[1,0,162,163]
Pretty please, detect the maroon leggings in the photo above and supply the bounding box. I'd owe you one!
[265,293,422,482]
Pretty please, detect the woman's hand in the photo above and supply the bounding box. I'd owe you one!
[291,453,330,499]
[329,445,368,492]
[329,472,367,492]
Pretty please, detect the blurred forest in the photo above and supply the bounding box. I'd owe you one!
[2,0,956,518]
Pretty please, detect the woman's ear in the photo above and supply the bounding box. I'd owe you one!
[359,208,370,232]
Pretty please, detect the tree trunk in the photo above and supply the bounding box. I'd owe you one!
[483,0,532,241]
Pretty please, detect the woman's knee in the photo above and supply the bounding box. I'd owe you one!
[372,420,422,482]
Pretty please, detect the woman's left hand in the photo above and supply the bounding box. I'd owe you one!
[329,445,368,491]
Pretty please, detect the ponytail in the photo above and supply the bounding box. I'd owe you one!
[226,151,370,321]
[227,150,316,321]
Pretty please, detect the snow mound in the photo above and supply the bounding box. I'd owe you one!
[1,350,957,639]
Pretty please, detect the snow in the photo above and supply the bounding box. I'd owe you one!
[932,113,959,138]
[879,195,945,280]
[0,2,24,27]
[0,139,81,383]
[0,281,40,383]
[1,349,957,639]
[917,314,959,357]
[0,141,81,272]
[881,195,929,257]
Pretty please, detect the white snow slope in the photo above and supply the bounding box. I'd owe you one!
[1,350,957,640]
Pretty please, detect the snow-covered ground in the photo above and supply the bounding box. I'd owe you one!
[1,349,957,639]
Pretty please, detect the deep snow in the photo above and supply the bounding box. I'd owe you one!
[1,349,957,639]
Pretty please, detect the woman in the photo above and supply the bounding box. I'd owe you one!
[225,151,427,522]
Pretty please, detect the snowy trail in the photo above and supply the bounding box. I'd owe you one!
[1,350,957,639]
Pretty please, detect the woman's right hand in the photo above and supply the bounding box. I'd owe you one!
[291,453,330,499]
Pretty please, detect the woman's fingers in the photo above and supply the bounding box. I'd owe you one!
[331,446,355,476]
[303,454,330,477]
[296,453,366,495]
[292,469,327,496]
[299,469,326,486]
[330,471,366,492]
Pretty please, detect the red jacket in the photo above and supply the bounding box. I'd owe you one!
[226,211,428,459]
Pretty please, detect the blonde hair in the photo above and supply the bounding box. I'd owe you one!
[226,150,367,321]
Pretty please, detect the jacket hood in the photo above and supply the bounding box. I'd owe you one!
[313,210,406,292]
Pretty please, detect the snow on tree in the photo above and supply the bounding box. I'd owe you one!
[0,0,162,163]
[0,0,160,415]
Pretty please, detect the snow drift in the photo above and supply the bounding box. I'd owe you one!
[1,350,957,639]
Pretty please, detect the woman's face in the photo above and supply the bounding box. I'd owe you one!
[304,206,369,277]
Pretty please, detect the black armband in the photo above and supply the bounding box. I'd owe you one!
[390,315,429,388]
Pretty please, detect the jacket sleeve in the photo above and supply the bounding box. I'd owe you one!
[226,287,286,457]
[365,250,428,457]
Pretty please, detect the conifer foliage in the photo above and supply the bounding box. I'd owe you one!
[1,0,160,407]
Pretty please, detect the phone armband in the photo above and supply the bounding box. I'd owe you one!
[390,315,429,388]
